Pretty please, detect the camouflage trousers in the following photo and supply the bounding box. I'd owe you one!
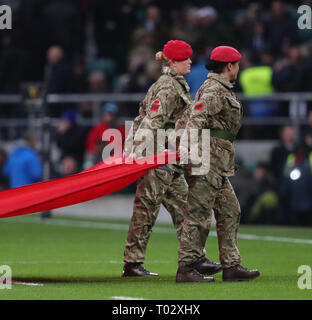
[124,167,188,263]
[178,170,242,268]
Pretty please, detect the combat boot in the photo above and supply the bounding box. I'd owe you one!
[223,265,260,281]
[122,262,159,277]
[190,257,222,275]
[176,266,214,283]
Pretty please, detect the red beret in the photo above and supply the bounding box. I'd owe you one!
[210,46,242,62]
[163,40,193,61]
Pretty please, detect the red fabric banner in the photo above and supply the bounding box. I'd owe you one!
[0,151,177,218]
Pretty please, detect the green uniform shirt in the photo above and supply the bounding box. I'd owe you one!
[126,66,192,172]
[182,72,242,176]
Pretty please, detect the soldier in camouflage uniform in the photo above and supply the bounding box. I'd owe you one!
[176,46,260,282]
[122,40,221,277]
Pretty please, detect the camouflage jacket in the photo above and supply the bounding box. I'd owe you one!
[125,66,192,172]
[181,72,242,177]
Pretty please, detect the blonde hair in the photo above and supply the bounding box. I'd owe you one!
[155,51,171,66]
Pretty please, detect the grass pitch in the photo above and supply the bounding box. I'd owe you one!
[0,214,311,300]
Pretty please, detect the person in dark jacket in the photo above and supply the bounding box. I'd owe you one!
[55,109,88,175]
[280,130,312,226]
[270,125,297,184]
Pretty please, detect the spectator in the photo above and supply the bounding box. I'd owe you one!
[91,0,138,71]
[85,102,119,166]
[295,43,312,93]
[0,148,9,190]
[247,22,266,63]
[280,130,312,225]
[170,6,200,48]
[44,45,73,116]
[272,45,303,92]
[68,57,89,93]
[129,59,161,93]
[264,0,299,55]
[42,0,84,54]
[302,109,312,139]
[141,5,168,49]
[239,50,281,119]
[55,109,88,175]
[185,50,208,96]
[2,134,42,188]
[270,125,297,184]
[233,2,264,51]
[88,71,111,94]
[44,45,72,93]
[195,5,234,49]
[243,162,278,224]
[79,71,112,118]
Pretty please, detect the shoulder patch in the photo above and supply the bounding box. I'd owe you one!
[150,99,161,112]
[194,103,203,111]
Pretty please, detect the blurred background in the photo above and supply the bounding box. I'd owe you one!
[0,0,312,226]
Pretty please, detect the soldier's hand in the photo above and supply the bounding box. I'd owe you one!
[127,152,137,161]
[178,146,189,161]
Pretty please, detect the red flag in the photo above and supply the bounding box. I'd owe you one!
[0,151,178,218]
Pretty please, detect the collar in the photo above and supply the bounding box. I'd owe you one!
[207,72,234,89]
[162,66,190,92]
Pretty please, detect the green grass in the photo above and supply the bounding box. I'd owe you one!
[0,214,311,300]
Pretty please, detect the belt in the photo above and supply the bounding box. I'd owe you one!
[210,129,236,143]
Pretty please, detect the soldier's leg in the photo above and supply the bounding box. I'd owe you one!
[214,177,242,268]
[162,173,188,241]
[178,175,218,266]
[123,169,169,263]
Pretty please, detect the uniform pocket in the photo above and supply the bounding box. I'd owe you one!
[204,170,223,189]
[154,168,171,182]
[226,97,241,110]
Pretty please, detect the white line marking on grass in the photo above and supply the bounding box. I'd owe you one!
[111,296,145,300]
[12,281,44,287]
[11,217,312,245]
[209,231,312,245]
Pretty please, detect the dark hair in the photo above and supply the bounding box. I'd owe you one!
[205,59,236,73]
[256,161,269,171]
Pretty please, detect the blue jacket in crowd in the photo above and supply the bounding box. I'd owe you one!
[2,147,43,188]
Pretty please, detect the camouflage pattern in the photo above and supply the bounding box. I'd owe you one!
[178,72,243,268]
[180,72,242,177]
[124,168,188,263]
[132,66,192,173]
[125,66,192,157]
[124,66,192,263]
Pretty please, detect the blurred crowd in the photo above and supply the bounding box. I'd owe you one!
[234,111,312,226]
[1,0,312,225]
[1,110,312,226]
[0,0,312,119]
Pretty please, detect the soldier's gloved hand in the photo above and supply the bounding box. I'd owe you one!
[123,150,137,162]
[178,146,189,161]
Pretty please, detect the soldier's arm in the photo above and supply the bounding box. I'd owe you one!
[138,85,177,131]
[133,84,178,153]
[168,106,191,149]
[180,92,223,149]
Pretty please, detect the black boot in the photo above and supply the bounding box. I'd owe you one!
[176,266,214,283]
[122,263,159,277]
[223,265,260,281]
[190,257,222,275]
